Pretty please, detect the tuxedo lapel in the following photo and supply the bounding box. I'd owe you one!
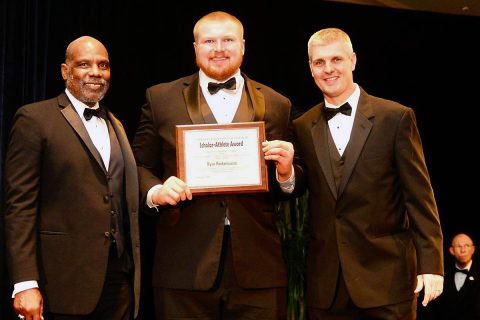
[108,112,139,212]
[59,95,106,173]
[337,98,374,197]
[183,74,205,125]
[183,73,267,125]
[311,106,338,199]
[244,76,266,122]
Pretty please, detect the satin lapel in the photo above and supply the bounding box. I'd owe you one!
[337,97,374,197]
[108,112,139,211]
[183,74,205,124]
[244,76,266,121]
[311,109,338,199]
[60,102,106,173]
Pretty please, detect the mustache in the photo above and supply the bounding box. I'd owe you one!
[81,79,108,86]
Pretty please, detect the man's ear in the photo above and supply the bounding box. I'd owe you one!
[61,64,68,81]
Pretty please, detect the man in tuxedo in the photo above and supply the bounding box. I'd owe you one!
[132,11,291,319]
[4,36,140,320]
[266,28,444,319]
[427,233,480,319]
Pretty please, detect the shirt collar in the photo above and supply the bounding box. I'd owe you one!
[65,88,100,117]
[456,260,473,271]
[324,84,360,115]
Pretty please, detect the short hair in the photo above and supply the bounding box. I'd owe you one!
[193,11,244,42]
[307,28,353,60]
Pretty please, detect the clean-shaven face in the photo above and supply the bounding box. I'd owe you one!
[309,39,356,105]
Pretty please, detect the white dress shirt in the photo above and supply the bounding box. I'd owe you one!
[66,89,111,170]
[455,260,472,291]
[280,84,361,194]
[324,84,360,156]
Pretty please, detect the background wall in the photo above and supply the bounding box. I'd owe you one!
[2,1,479,319]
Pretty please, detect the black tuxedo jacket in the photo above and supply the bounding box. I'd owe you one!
[132,72,291,290]
[292,88,443,308]
[4,93,140,316]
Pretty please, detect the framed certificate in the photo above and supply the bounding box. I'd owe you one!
[176,121,268,195]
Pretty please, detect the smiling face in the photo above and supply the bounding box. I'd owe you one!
[61,36,110,107]
[193,12,245,81]
[308,28,357,105]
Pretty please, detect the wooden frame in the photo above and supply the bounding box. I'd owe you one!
[176,121,268,195]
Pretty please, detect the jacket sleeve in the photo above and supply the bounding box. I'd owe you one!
[4,107,42,283]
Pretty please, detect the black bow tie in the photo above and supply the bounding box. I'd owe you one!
[456,268,468,275]
[323,102,352,121]
[83,107,106,121]
[207,77,236,95]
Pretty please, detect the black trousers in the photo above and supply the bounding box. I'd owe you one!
[44,246,134,320]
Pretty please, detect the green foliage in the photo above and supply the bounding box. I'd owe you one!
[276,191,309,320]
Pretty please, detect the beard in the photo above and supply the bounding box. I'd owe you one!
[196,54,243,81]
[67,76,110,106]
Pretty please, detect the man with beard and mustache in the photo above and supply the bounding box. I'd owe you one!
[133,11,292,320]
[4,36,140,320]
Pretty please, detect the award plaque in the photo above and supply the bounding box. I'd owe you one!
[176,121,268,195]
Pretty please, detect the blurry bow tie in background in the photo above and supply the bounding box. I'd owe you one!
[455,268,468,274]
[323,102,352,121]
[207,77,236,95]
[84,107,106,121]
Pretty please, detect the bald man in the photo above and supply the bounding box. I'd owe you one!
[4,36,140,320]
[427,233,480,320]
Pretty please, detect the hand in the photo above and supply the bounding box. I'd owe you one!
[262,140,294,181]
[13,288,43,320]
[151,176,192,206]
[415,274,444,306]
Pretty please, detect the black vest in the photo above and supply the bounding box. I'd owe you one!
[105,119,128,256]
[326,128,346,193]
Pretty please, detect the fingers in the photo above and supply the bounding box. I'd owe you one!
[153,176,192,206]
[413,274,424,294]
[262,140,294,159]
[416,274,444,307]
[13,289,43,320]
[262,140,294,170]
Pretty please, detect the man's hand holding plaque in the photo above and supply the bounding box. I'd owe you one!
[262,140,294,182]
[151,176,192,206]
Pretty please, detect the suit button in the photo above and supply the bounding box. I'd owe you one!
[111,210,116,215]
[103,195,109,202]
[104,231,110,238]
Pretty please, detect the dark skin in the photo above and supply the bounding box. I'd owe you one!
[61,36,110,107]
[14,36,111,320]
